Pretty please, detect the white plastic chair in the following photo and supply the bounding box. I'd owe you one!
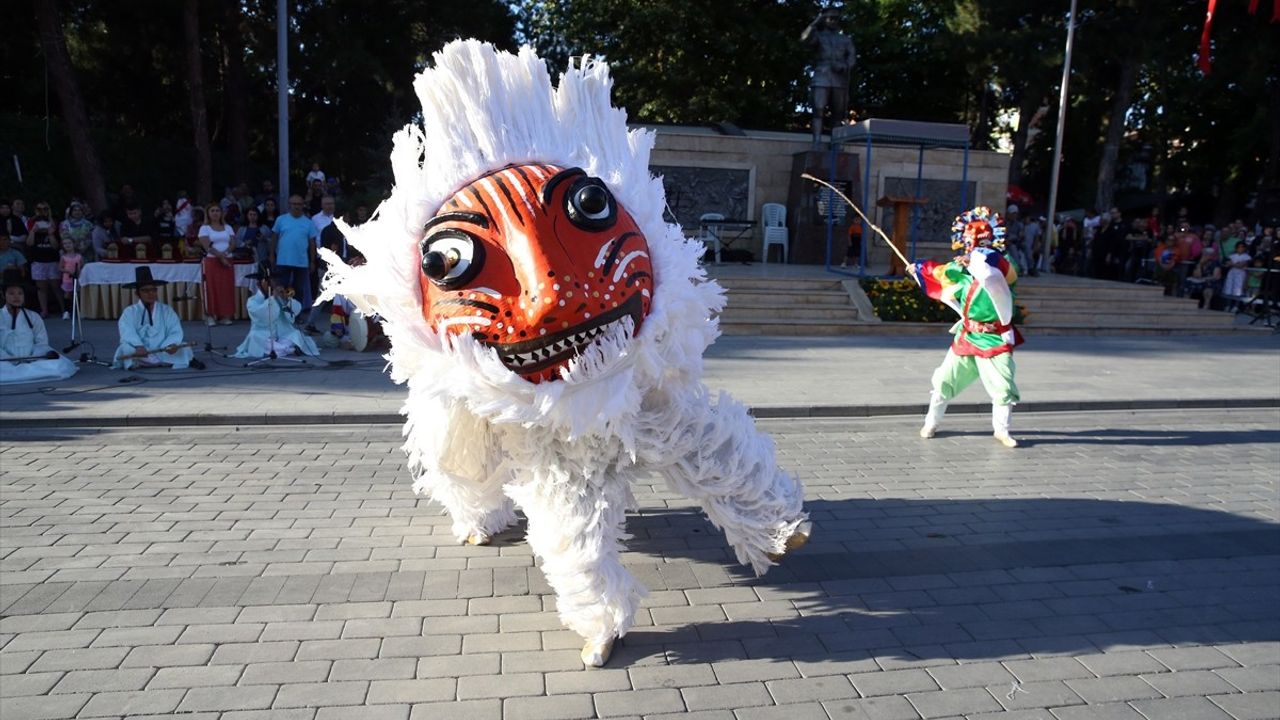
[761,203,788,263]
[699,213,725,264]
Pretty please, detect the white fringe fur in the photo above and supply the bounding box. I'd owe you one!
[319,40,807,645]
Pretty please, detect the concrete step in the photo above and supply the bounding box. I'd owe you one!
[726,290,851,305]
[1024,311,1238,327]
[1017,286,1169,301]
[720,304,860,322]
[715,277,845,292]
[1016,298,1207,314]
[718,319,1268,336]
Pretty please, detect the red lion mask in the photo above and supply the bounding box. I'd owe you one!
[418,164,654,383]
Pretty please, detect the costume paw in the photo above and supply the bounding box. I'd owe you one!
[994,433,1018,448]
[463,532,491,546]
[919,424,937,439]
[767,520,813,562]
[581,637,615,668]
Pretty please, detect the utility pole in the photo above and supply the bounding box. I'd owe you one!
[1043,0,1078,274]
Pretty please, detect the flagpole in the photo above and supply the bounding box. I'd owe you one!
[1043,0,1078,273]
[277,0,289,209]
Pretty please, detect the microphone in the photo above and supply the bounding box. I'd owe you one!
[62,340,82,354]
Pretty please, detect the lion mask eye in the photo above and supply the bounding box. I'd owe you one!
[421,230,484,287]
[565,177,616,230]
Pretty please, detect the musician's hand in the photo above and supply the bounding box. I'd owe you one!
[134,346,148,358]
[44,350,60,360]
[164,344,179,355]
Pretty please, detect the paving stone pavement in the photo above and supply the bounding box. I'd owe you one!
[1,409,1277,719]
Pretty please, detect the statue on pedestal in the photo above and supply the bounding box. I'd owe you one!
[802,8,856,148]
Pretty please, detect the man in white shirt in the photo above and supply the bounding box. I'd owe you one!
[311,195,336,238]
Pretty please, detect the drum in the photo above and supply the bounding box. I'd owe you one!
[346,307,387,352]
[348,308,369,351]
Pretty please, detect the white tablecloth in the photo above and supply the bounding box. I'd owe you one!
[80,262,257,287]
[76,263,256,321]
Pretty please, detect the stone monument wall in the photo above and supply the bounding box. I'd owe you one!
[644,125,1010,266]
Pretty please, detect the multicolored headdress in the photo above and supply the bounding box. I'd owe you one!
[950,206,1006,251]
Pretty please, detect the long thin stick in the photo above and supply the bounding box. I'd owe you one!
[801,173,915,271]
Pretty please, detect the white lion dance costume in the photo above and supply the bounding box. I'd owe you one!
[320,40,810,667]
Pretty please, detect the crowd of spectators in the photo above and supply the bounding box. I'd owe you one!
[0,163,367,323]
[1010,203,1278,313]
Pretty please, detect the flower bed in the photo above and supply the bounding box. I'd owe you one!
[860,278,1028,324]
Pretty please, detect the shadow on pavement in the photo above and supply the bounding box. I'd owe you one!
[615,499,1279,667]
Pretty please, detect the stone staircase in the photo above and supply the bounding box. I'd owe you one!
[715,276,864,336]
[713,271,1262,336]
[1014,278,1245,335]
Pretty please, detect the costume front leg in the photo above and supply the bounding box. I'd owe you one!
[404,397,516,544]
[653,388,808,576]
[503,462,644,667]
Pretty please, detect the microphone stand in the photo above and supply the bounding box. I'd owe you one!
[62,277,110,367]
[246,289,305,367]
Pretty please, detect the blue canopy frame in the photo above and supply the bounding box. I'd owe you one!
[822,119,972,277]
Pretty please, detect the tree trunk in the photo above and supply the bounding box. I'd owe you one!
[221,0,250,184]
[184,0,214,205]
[1093,54,1139,214]
[1006,84,1045,190]
[33,0,108,212]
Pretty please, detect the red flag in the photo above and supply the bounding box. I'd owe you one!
[1249,0,1259,14]
[1199,0,1217,75]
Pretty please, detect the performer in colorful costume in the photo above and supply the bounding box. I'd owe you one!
[319,41,810,667]
[0,271,78,385]
[911,207,1023,448]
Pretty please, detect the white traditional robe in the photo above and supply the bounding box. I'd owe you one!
[234,293,319,358]
[114,300,194,369]
[0,307,78,384]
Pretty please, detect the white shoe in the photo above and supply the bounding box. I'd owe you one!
[994,433,1019,448]
[463,532,490,546]
[920,424,937,439]
[205,316,216,326]
[217,318,232,325]
[61,312,70,320]
[581,637,615,668]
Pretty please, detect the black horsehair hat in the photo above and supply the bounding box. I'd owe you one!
[123,265,168,289]
[2,268,24,292]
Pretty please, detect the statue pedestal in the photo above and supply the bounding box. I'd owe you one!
[785,150,860,265]
[876,195,928,276]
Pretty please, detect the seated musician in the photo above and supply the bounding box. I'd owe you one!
[0,270,77,384]
[112,266,204,370]
[234,268,320,358]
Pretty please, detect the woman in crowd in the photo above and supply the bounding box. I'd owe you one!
[59,202,95,261]
[259,197,279,230]
[1183,246,1223,309]
[236,206,271,266]
[197,203,237,326]
[25,201,61,317]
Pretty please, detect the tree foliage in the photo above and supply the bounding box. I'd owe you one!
[4,0,1274,223]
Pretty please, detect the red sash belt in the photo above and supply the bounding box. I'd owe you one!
[963,319,1011,334]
